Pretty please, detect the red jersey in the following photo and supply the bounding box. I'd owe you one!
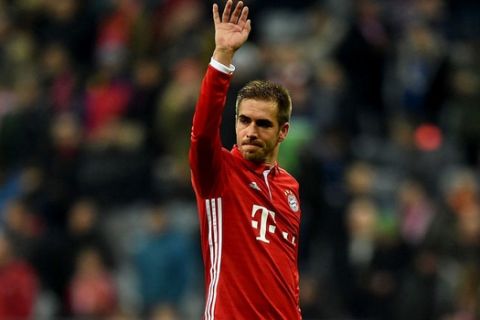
[0,260,38,319]
[189,64,302,319]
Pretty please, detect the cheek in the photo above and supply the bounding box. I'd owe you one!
[235,127,244,138]
[261,132,277,147]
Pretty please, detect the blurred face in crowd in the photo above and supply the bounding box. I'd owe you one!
[47,0,78,21]
[76,248,105,277]
[236,99,288,165]
[68,200,97,235]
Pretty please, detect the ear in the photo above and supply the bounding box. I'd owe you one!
[278,122,289,143]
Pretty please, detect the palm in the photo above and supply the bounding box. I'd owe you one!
[213,1,251,52]
[216,23,249,51]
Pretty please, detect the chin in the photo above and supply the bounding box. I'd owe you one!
[242,151,265,163]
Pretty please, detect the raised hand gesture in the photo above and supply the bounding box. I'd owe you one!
[212,1,251,66]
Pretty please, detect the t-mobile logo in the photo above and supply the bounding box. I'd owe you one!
[251,205,276,243]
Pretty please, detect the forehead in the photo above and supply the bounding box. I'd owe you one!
[237,99,278,121]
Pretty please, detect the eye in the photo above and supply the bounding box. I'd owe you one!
[238,115,250,124]
[256,120,273,128]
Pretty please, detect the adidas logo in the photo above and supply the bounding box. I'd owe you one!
[249,181,261,191]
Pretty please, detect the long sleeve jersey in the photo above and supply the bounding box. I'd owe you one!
[189,63,302,320]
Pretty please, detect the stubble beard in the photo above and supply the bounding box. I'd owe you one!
[243,151,265,163]
[240,143,270,164]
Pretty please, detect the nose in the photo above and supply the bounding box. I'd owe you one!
[245,123,258,140]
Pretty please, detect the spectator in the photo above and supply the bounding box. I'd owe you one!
[32,198,113,317]
[0,231,38,319]
[132,204,191,318]
[0,75,50,171]
[68,246,118,318]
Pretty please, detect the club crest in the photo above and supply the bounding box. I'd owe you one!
[285,190,299,212]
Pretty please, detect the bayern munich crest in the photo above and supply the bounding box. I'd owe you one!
[285,190,299,212]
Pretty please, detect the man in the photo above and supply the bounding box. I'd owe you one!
[189,1,302,319]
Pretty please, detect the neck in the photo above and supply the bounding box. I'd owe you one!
[263,147,279,167]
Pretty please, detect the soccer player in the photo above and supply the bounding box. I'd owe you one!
[189,1,302,319]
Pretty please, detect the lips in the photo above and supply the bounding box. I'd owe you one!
[242,142,262,147]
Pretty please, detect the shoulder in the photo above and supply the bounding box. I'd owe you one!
[278,167,300,188]
[278,166,297,180]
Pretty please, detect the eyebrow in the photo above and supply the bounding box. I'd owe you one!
[238,115,274,127]
[256,119,274,127]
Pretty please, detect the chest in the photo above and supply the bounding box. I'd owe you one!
[221,164,301,248]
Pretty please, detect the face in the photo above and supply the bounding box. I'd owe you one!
[236,99,289,165]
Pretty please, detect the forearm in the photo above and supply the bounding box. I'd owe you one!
[189,62,233,196]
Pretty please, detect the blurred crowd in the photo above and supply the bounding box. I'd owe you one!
[0,0,479,319]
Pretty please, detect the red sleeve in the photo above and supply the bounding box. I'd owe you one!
[189,65,232,197]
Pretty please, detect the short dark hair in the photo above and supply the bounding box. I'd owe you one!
[236,80,292,126]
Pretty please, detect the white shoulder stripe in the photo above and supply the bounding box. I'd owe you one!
[204,197,223,319]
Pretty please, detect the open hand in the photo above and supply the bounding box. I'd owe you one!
[212,1,251,65]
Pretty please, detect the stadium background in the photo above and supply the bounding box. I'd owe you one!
[0,0,479,319]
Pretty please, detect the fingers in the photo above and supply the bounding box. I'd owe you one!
[221,0,233,23]
[214,1,248,24]
[229,1,244,23]
[212,3,220,25]
[237,6,249,28]
[245,19,252,34]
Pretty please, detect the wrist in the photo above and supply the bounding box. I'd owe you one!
[213,47,235,66]
[210,57,235,74]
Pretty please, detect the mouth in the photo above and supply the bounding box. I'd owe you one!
[242,141,262,147]
[242,144,261,152]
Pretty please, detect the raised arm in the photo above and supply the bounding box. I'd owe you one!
[189,1,251,197]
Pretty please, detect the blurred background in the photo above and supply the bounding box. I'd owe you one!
[0,0,479,319]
